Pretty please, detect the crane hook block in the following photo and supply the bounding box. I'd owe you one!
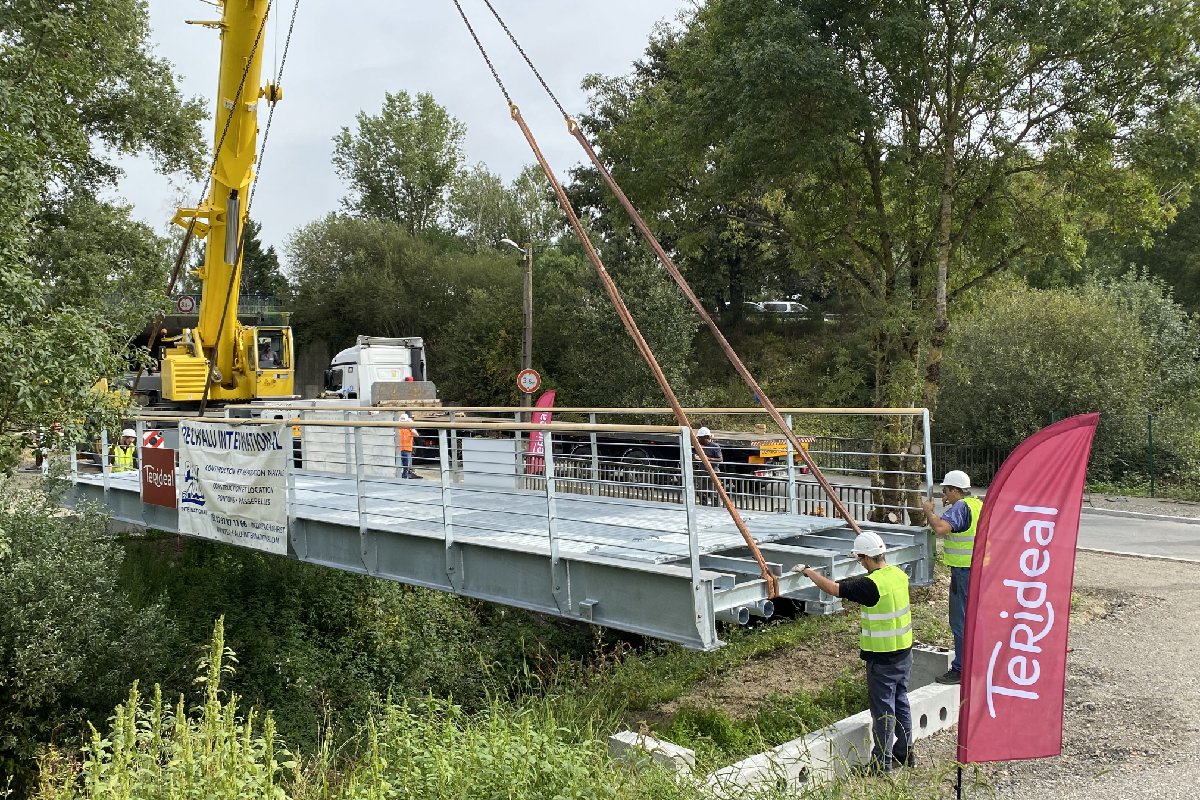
[263,83,283,105]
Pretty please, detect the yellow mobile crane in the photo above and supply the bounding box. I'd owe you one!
[160,0,295,404]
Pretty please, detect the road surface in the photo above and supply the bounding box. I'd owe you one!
[1078,508,1200,561]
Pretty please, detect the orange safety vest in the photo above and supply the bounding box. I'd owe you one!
[397,428,415,452]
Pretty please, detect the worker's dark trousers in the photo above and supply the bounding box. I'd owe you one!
[866,652,913,769]
[949,566,971,672]
[400,450,413,479]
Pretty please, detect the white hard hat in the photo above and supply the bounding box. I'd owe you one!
[121,428,136,438]
[259,337,270,345]
[399,413,411,421]
[850,531,887,557]
[696,426,712,438]
[941,470,971,489]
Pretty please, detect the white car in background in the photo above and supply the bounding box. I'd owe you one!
[760,300,809,316]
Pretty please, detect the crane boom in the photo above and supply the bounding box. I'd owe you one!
[161,0,295,404]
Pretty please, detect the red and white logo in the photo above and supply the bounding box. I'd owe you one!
[141,447,177,508]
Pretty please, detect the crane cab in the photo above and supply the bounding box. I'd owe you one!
[250,326,296,399]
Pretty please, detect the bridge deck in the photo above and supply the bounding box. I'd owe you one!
[65,413,934,650]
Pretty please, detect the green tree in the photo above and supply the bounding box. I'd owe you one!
[1133,201,1200,313]
[939,275,1200,481]
[449,164,563,252]
[286,214,700,407]
[584,0,1200,518]
[287,214,464,345]
[28,194,172,335]
[332,91,466,233]
[0,0,205,465]
[534,243,702,408]
[239,218,290,302]
[0,484,177,793]
[287,214,527,402]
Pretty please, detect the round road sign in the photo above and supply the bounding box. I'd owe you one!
[175,294,197,314]
[517,368,541,394]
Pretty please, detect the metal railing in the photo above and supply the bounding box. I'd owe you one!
[71,406,938,523]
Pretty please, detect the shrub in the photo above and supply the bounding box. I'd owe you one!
[0,481,176,793]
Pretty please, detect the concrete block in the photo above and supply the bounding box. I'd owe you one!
[908,683,960,741]
[705,710,874,796]
[911,643,953,688]
[608,730,695,774]
[701,682,961,796]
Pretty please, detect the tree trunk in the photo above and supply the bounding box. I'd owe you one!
[868,324,923,524]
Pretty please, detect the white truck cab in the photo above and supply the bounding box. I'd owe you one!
[323,336,437,406]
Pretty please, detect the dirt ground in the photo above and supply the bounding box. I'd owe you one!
[654,573,953,725]
[656,625,862,722]
[647,541,1200,799]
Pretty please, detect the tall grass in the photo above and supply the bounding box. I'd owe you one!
[33,584,966,799]
[34,621,696,800]
[36,617,289,800]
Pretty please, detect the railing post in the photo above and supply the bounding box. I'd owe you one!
[438,429,459,590]
[785,413,798,515]
[514,410,523,480]
[923,408,934,500]
[544,434,567,610]
[1148,413,1155,498]
[285,427,299,558]
[353,425,372,573]
[393,410,402,476]
[342,411,353,475]
[135,419,144,500]
[100,428,110,493]
[588,412,600,495]
[681,426,711,645]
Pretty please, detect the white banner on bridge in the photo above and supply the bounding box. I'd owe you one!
[178,421,289,554]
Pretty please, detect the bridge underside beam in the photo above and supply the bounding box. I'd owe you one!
[64,473,931,651]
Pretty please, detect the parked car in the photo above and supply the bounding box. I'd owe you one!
[760,300,809,315]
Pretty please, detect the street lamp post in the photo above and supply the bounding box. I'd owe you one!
[500,238,534,409]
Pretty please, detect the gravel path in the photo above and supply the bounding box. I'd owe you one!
[920,550,1200,798]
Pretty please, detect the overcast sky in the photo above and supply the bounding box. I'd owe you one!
[112,0,692,258]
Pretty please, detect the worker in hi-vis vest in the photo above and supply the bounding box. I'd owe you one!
[396,413,417,479]
[921,469,983,685]
[794,532,914,773]
[111,428,138,473]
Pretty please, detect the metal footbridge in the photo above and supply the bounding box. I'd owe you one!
[64,407,935,650]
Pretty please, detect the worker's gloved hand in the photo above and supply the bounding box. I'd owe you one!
[793,564,807,574]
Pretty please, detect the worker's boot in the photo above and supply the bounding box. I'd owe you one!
[935,668,961,685]
[892,742,915,768]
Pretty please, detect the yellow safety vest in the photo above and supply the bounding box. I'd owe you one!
[112,444,136,472]
[944,496,983,568]
[860,564,913,653]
